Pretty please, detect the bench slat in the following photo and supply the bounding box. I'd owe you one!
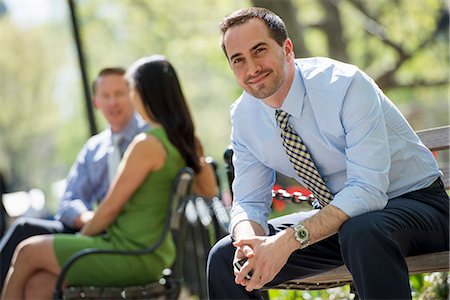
[270,252,449,290]
[416,125,450,151]
[415,125,450,188]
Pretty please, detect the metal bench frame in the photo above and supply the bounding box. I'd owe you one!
[53,167,195,300]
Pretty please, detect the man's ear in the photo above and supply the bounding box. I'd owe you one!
[93,96,99,109]
[284,38,295,60]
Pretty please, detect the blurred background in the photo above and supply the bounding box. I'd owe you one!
[0,0,448,299]
[1,0,448,213]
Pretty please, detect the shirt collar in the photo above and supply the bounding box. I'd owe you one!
[278,62,306,119]
[109,113,144,146]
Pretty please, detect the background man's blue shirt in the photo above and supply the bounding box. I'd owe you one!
[55,113,149,227]
[230,57,441,235]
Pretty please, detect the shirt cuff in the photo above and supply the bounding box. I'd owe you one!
[229,211,270,237]
[330,185,388,218]
[55,199,88,228]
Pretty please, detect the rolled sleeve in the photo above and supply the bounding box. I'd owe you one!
[56,199,89,226]
[332,71,390,217]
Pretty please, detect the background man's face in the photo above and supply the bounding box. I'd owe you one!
[94,74,135,132]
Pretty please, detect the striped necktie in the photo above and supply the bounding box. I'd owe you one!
[275,109,333,207]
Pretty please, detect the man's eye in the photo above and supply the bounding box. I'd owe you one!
[255,47,266,54]
[233,57,243,65]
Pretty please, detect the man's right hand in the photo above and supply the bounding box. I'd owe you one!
[233,243,255,286]
[72,211,94,230]
[231,220,264,286]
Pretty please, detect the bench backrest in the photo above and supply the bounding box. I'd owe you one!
[415,126,449,188]
[225,125,450,194]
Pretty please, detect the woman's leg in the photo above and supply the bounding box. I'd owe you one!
[25,271,57,300]
[1,234,61,300]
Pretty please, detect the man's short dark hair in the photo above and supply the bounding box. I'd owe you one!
[92,67,126,95]
[219,7,288,58]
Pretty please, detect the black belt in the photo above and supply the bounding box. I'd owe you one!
[429,177,444,189]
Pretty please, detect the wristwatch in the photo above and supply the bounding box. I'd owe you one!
[293,223,310,249]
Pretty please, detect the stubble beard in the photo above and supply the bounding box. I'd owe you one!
[245,69,284,100]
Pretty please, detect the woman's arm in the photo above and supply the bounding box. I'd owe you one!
[80,134,165,236]
[192,137,218,198]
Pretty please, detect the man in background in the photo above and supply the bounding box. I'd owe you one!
[0,67,148,289]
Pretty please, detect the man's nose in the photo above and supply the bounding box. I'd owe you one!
[106,96,119,104]
[247,58,261,76]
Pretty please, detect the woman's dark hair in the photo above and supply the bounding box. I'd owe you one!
[126,55,200,173]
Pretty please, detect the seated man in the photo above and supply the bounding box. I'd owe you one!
[0,67,148,290]
[208,7,448,300]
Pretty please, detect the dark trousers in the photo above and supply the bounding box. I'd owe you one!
[207,179,449,300]
[0,217,76,290]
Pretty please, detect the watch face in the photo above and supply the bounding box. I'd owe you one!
[295,224,310,243]
[298,228,308,239]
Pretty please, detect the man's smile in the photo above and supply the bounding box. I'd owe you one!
[246,70,272,85]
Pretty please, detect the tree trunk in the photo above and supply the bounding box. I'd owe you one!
[251,0,311,57]
[318,0,349,62]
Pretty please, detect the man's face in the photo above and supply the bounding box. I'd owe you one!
[94,74,134,133]
[223,18,292,101]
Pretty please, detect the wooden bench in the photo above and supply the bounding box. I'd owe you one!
[223,125,450,293]
[53,167,195,300]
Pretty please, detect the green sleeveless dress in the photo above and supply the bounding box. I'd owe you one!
[53,127,186,286]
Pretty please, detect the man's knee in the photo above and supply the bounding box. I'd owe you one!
[207,235,236,283]
[10,217,61,237]
[208,235,234,267]
[1,218,54,253]
[338,215,387,250]
[10,218,43,235]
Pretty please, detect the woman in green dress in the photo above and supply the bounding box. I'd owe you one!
[1,55,217,300]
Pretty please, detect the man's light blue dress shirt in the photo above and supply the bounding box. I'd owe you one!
[230,57,441,235]
[55,113,149,228]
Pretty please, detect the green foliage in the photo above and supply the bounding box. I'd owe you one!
[1,0,250,205]
[411,273,449,300]
[0,14,68,193]
[1,0,448,213]
[266,273,449,299]
[268,285,353,300]
[75,0,250,163]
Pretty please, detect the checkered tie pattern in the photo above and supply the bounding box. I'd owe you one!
[275,109,333,207]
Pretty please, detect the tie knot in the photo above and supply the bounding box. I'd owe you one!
[275,109,290,130]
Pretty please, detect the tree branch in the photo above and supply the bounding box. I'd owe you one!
[346,0,444,90]
[388,79,449,90]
